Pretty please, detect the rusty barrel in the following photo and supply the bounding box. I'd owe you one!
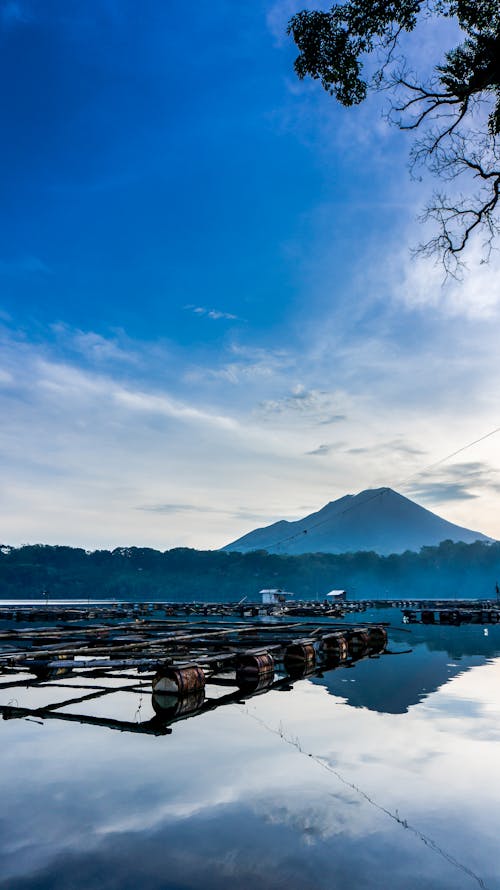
[321,633,348,663]
[152,689,205,720]
[153,664,205,696]
[366,626,388,652]
[286,661,318,680]
[284,639,316,672]
[236,652,274,690]
[347,629,370,656]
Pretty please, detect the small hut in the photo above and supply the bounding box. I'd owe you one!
[325,589,347,604]
[260,588,294,605]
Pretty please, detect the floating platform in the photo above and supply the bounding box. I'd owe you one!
[0,609,390,737]
[402,606,500,625]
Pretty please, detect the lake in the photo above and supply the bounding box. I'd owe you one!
[1,609,500,890]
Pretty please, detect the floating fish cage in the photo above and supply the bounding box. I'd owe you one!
[0,605,392,736]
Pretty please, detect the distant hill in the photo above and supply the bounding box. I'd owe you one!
[222,487,492,556]
[1,539,500,600]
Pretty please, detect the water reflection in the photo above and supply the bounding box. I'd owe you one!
[312,645,487,713]
[1,620,500,890]
[311,609,500,714]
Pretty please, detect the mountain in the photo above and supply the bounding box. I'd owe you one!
[222,488,492,556]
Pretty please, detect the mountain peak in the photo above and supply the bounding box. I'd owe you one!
[222,488,491,556]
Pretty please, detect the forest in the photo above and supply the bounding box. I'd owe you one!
[1,540,499,601]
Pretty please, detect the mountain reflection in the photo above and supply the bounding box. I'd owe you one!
[312,617,500,714]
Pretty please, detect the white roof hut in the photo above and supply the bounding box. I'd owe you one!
[260,589,294,605]
[325,589,347,602]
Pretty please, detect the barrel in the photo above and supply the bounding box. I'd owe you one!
[286,662,318,680]
[366,626,388,652]
[321,633,348,663]
[347,629,370,656]
[284,640,316,672]
[152,689,205,720]
[236,652,274,689]
[153,664,205,696]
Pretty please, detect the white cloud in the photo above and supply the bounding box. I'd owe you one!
[113,387,238,431]
[34,357,240,433]
[0,368,13,385]
[186,305,240,321]
[184,343,294,385]
[260,384,346,425]
[2,282,500,550]
[394,242,500,320]
[51,323,138,364]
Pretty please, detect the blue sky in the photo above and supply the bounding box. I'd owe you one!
[1,0,500,549]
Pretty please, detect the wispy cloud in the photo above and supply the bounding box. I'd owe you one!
[407,462,500,504]
[408,481,479,502]
[113,387,238,431]
[185,305,240,321]
[260,385,346,425]
[394,241,500,320]
[184,343,294,385]
[346,439,426,458]
[137,503,284,523]
[0,368,13,385]
[2,299,500,549]
[306,443,335,456]
[138,503,221,515]
[51,323,138,365]
[35,358,240,433]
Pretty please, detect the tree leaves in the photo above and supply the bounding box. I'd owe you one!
[287,0,500,270]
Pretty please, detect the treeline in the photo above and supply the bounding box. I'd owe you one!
[0,540,499,601]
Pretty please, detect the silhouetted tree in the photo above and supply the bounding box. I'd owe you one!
[287,1,500,273]
[1,541,500,600]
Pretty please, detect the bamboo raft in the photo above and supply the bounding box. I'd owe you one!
[0,611,389,737]
[402,606,500,624]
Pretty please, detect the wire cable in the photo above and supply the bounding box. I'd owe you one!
[239,704,490,890]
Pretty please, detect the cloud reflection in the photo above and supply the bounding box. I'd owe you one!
[1,640,500,890]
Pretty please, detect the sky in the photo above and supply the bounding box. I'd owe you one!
[1,0,500,550]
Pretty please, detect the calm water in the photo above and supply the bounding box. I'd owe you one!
[1,609,500,890]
